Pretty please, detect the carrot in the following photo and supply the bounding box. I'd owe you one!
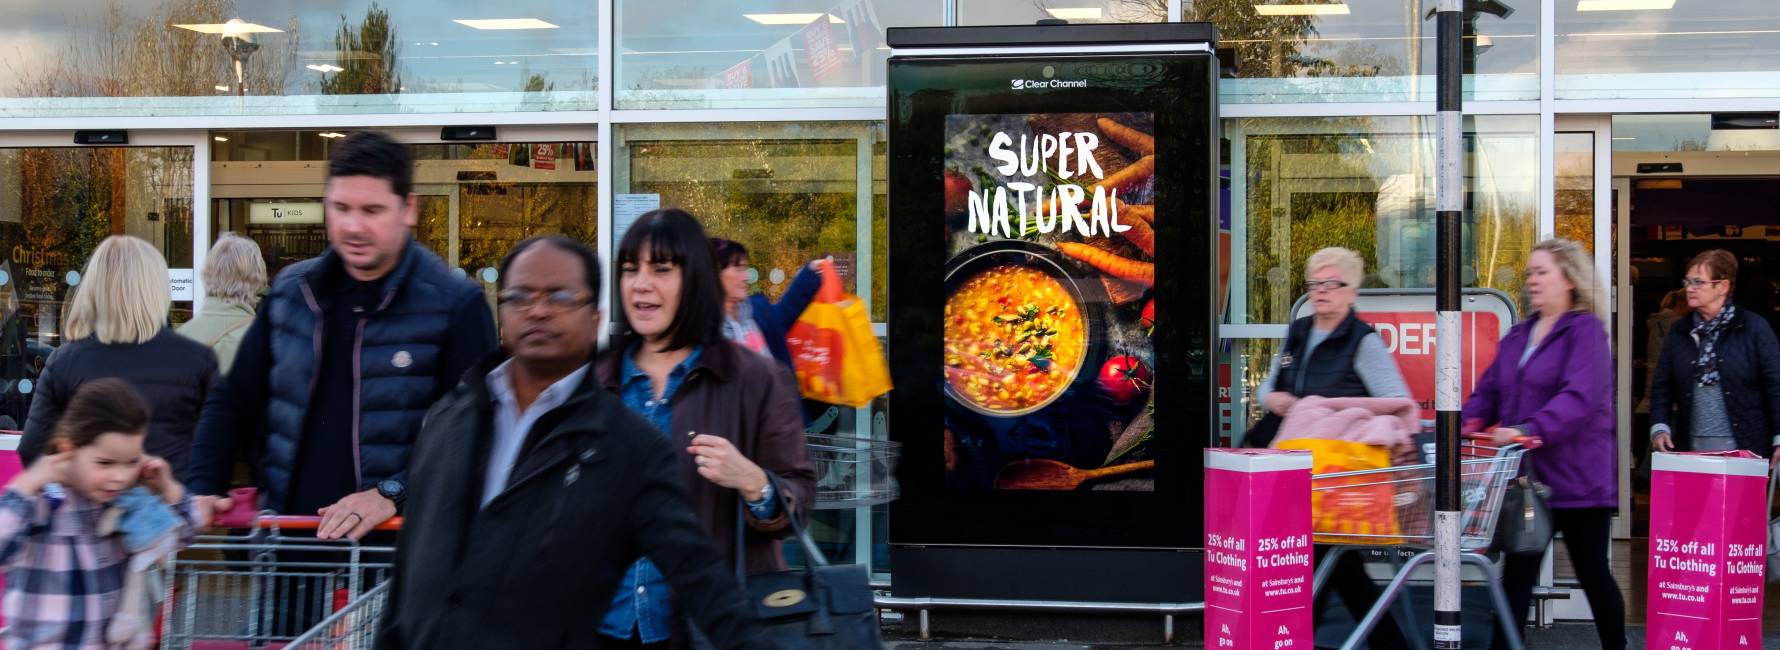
[1118,209,1155,257]
[1118,201,1154,225]
[1097,155,1155,195]
[1098,118,1155,156]
[1058,242,1154,287]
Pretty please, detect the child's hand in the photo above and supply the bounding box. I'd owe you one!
[8,451,72,496]
[139,456,185,504]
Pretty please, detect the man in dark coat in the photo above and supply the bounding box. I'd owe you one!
[187,130,498,539]
[375,236,767,649]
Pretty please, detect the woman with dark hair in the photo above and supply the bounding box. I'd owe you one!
[708,238,824,373]
[1650,248,1780,463]
[596,209,816,649]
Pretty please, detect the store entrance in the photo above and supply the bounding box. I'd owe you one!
[1617,127,1780,627]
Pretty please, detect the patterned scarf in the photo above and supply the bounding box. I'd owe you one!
[1692,303,1736,386]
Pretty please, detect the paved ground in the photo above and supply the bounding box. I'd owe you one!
[885,623,1780,648]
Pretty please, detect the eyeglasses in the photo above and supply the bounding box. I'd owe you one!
[1304,280,1350,292]
[497,289,592,312]
[1681,278,1724,289]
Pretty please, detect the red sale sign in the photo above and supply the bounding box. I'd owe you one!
[1355,311,1502,421]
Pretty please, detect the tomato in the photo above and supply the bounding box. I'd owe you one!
[1139,299,1155,335]
[944,170,973,216]
[1098,355,1151,405]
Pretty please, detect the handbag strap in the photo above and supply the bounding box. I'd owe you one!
[731,473,827,584]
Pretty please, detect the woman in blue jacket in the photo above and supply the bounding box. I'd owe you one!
[708,238,823,375]
[1649,248,1780,462]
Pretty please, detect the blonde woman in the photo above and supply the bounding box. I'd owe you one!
[1463,238,1623,650]
[21,235,219,479]
[178,233,268,374]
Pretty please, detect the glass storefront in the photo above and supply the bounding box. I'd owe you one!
[615,0,939,110]
[0,144,195,425]
[212,131,596,306]
[1557,0,1780,99]
[0,0,599,117]
[1193,0,1541,103]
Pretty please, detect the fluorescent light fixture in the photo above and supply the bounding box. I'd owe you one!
[743,13,846,25]
[174,22,283,34]
[318,132,347,139]
[1612,136,1637,140]
[1577,0,1674,10]
[1474,34,1494,47]
[306,64,345,73]
[214,85,231,91]
[1254,3,1351,16]
[213,136,229,142]
[1045,7,1104,20]
[452,18,560,30]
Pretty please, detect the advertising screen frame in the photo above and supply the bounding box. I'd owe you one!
[886,24,1219,599]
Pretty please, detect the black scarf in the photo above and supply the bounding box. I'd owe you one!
[1692,304,1736,387]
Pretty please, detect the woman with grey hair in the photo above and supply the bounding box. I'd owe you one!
[177,232,267,374]
[1252,246,1411,650]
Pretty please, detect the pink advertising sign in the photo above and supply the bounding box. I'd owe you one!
[1205,449,1313,650]
[0,433,20,627]
[1647,451,1767,650]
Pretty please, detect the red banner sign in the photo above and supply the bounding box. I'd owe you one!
[1355,311,1503,421]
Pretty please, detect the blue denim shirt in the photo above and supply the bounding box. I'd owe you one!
[599,346,784,642]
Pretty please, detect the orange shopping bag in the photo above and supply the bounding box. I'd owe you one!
[1275,437,1403,543]
[785,259,892,407]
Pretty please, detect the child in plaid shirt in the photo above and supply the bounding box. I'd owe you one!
[1,379,200,649]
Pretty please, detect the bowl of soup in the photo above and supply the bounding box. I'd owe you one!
[943,241,1105,417]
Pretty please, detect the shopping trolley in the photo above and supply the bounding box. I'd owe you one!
[1309,432,1541,650]
[160,514,400,650]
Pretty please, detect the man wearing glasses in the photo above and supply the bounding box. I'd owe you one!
[375,236,768,649]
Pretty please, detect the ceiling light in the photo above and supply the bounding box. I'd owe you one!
[318,132,347,139]
[214,85,231,91]
[174,22,283,35]
[743,13,846,25]
[1612,137,1637,140]
[453,18,560,30]
[306,64,345,73]
[1254,3,1351,16]
[1474,34,1494,47]
[1045,7,1104,20]
[1577,0,1674,10]
[213,136,229,142]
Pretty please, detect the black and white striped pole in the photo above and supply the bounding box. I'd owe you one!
[1433,0,1466,647]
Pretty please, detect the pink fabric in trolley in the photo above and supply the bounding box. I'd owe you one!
[1274,396,1421,465]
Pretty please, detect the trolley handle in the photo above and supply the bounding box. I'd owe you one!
[1462,431,1543,449]
[254,515,404,532]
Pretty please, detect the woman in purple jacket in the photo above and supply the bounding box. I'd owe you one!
[1463,238,1624,650]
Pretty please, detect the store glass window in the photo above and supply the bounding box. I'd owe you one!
[1228,115,1539,325]
[960,0,1167,25]
[1557,0,1780,100]
[615,0,940,110]
[0,145,196,427]
[211,131,595,307]
[616,122,883,318]
[1189,0,1540,103]
[1555,131,1595,252]
[0,0,598,118]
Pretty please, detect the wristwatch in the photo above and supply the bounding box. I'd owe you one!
[376,479,406,507]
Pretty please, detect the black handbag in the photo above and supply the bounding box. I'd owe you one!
[1491,461,1554,556]
[692,476,883,650]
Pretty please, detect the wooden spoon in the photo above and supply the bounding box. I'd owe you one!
[993,459,1157,490]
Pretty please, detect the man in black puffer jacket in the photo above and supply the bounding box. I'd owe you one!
[188,130,497,543]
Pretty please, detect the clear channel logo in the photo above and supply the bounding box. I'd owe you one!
[1011,78,1088,90]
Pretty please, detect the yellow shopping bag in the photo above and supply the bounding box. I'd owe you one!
[785,259,892,407]
[1275,437,1403,543]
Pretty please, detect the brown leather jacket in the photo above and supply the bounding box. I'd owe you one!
[596,339,817,575]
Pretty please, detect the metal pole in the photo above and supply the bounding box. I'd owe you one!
[1433,0,1466,648]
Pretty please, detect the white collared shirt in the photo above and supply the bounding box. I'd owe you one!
[482,360,592,507]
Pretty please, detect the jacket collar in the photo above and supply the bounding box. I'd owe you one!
[296,238,424,312]
[459,349,615,508]
[196,299,256,319]
[596,338,739,391]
